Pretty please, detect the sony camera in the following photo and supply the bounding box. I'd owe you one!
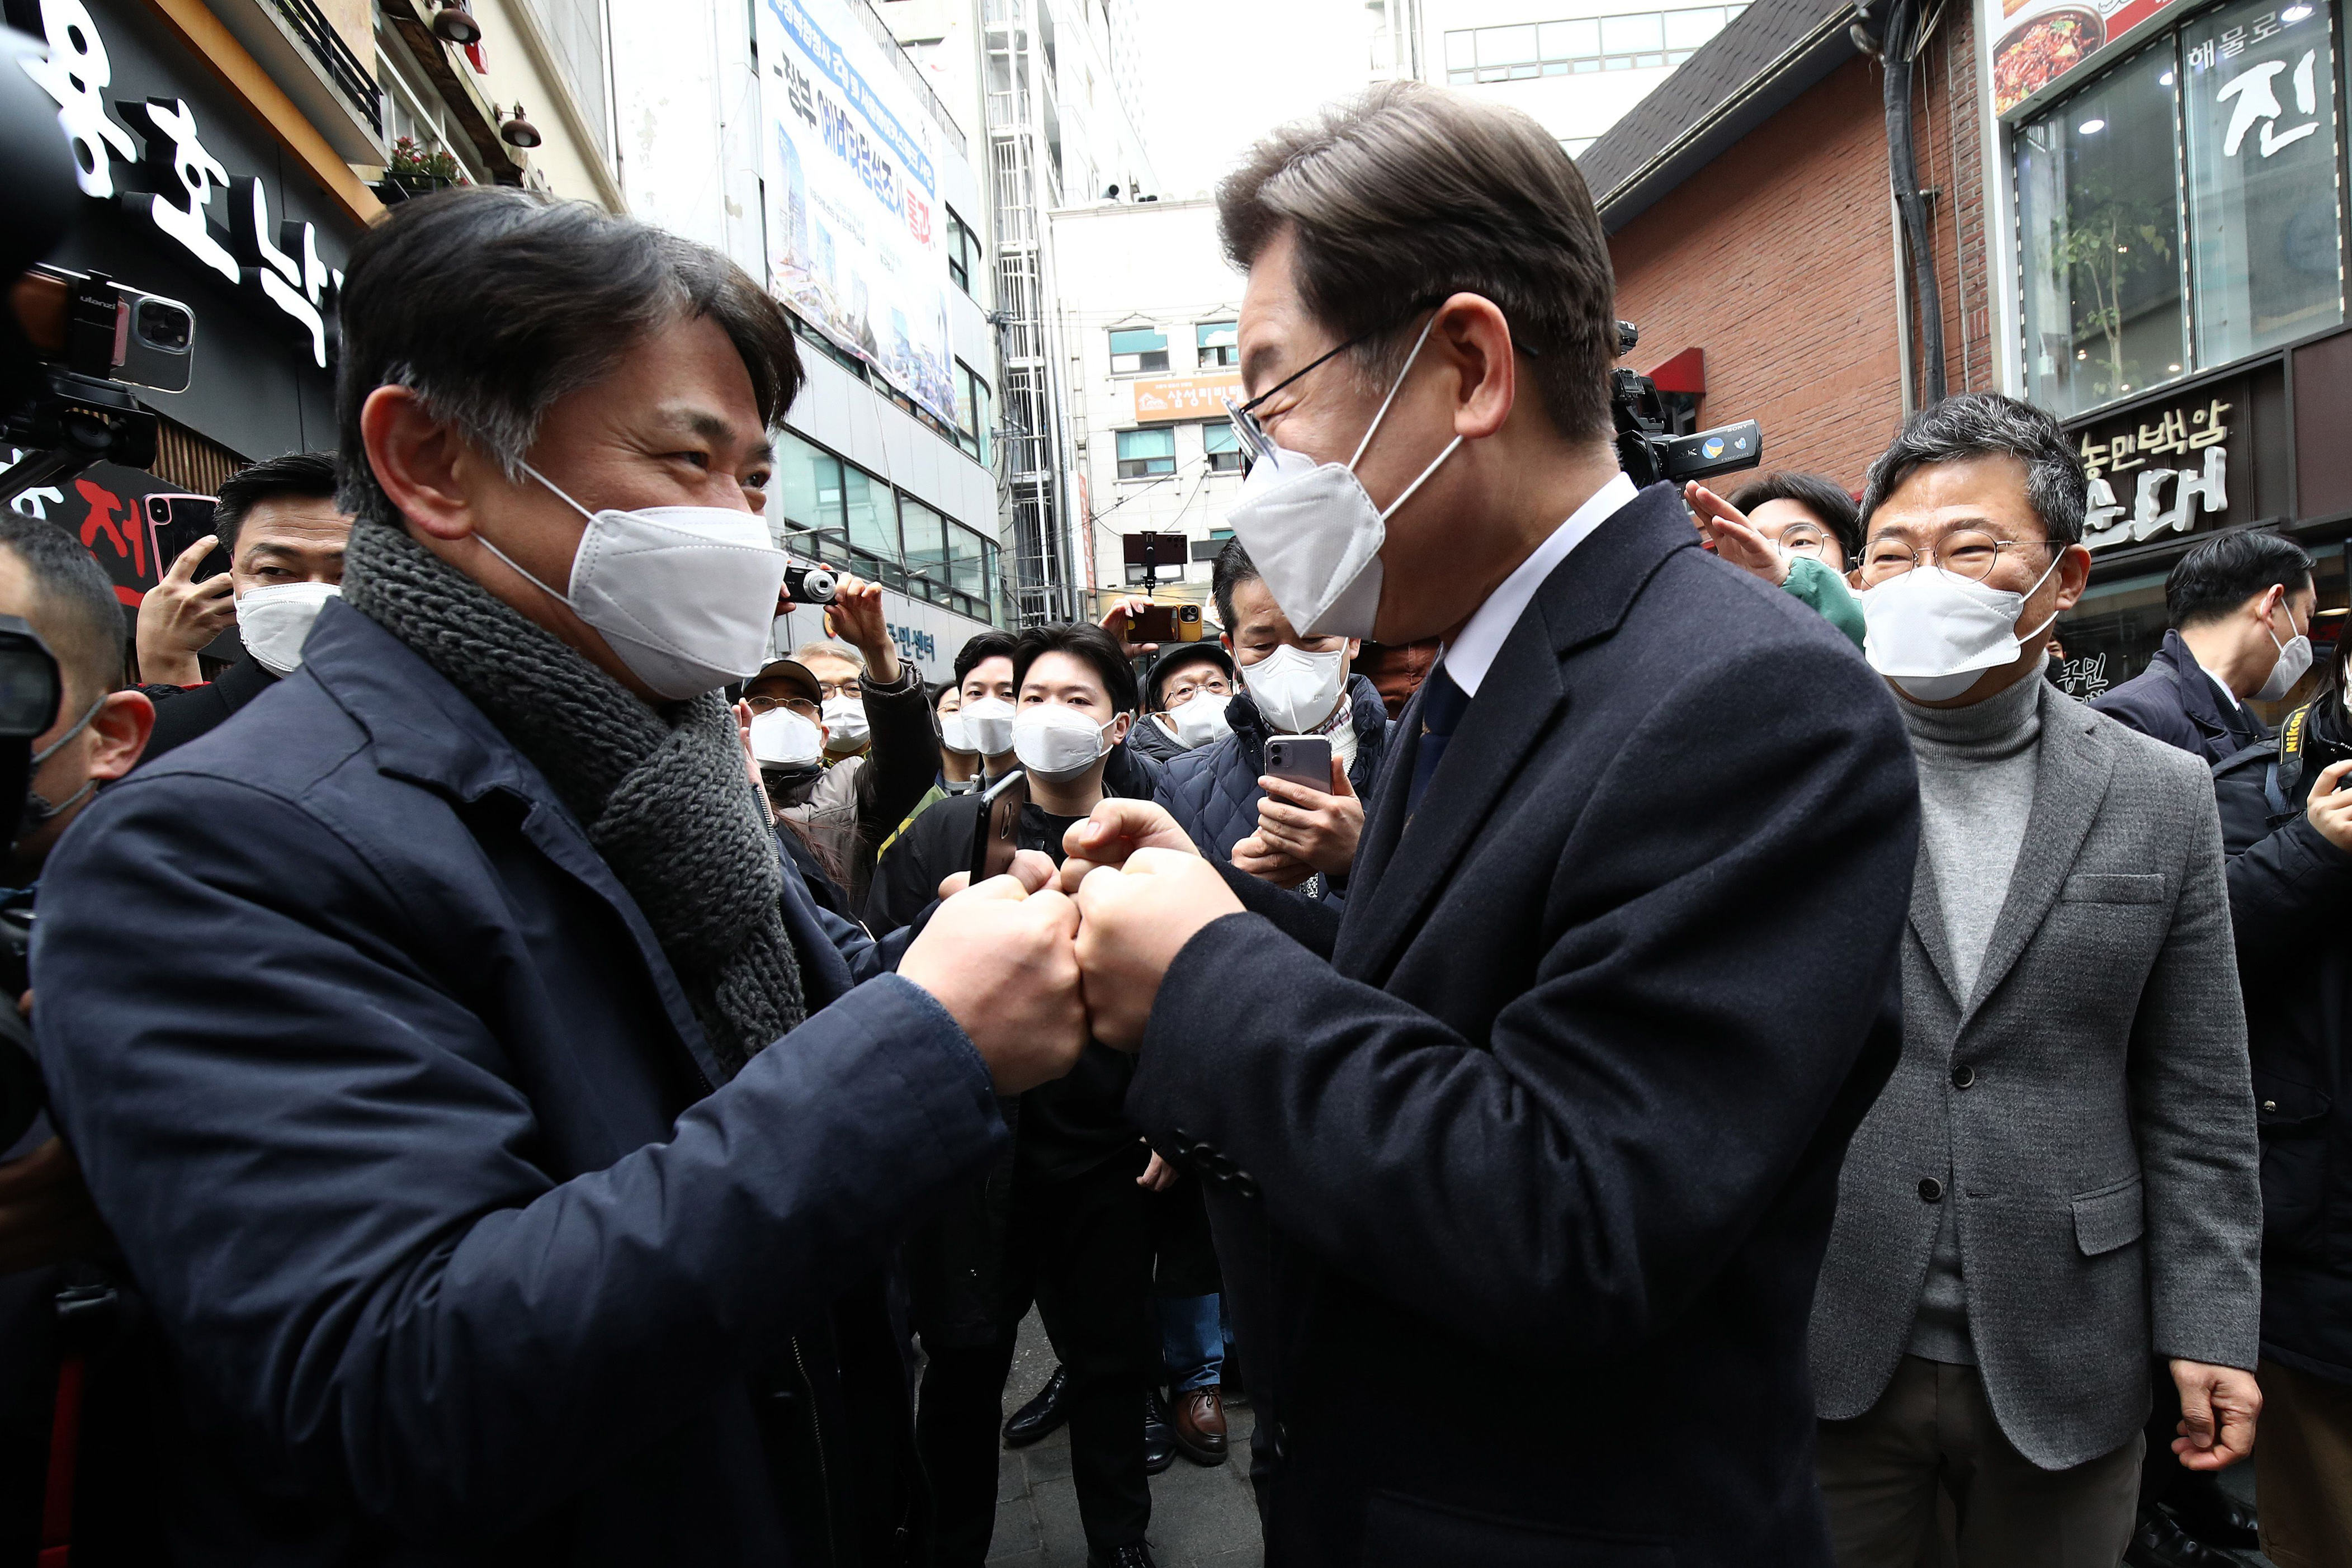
[1610,320,1764,490]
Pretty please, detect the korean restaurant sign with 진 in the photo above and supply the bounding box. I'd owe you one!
[1986,0,2327,116]
[15,0,346,369]
[758,0,957,428]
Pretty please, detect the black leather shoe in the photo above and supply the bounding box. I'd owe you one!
[1142,1390,1177,1476]
[1002,1365,1070,1449]
[2165,1472,2261,1549]
[2124,1505,2245,1568]
[1085,1546,1158,1568]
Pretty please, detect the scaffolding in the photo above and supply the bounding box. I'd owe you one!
[982,0,1075,626]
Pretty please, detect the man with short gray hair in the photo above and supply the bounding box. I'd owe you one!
[1810,392,2264,1566]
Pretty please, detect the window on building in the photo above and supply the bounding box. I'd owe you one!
[1110,328,1169,374]
[1203,421,1242,473]
[1117,427,1176,479]
[776,429,845,549]
[1197,321,1239,369]
[842,465,900,583]
[2018,47,2189,415]
[901,494,951,589]
[948,523,989,601]
[955,361,992,464]
[1444,6,1744,82]
[376,23,485,184]
[2181,0,2340,366]
[946,206,984,299]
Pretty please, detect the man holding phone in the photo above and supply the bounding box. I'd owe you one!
[1155,538,1390,895]
[888,622,1165,1568]
[137,451,350,762]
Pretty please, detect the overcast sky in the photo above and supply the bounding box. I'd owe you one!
[1127,0,1379,199]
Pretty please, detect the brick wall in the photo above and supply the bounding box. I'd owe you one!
[1607,15,1994,493]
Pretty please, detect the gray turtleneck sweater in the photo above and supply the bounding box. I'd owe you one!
[1897,659,2046,1364]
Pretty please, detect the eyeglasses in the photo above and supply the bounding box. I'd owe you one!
[1858,531,2053,586]
[813,679,861,701]
[1770,523,1841,564]
[744,694,822,721]
[1221,297,1537,474]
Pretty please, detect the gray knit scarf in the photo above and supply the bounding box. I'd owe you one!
[340,518,804,1078]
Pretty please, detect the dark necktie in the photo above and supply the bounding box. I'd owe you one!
[1405,661,1469,821]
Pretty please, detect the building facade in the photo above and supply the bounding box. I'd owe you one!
[1049,196,1245,626]
[7,0,622,657]
[1976,0,2352,715]
[1425,0,1760,155]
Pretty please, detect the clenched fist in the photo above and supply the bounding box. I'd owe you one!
[899,875,1087,1093]
[1072,848,1244,1050]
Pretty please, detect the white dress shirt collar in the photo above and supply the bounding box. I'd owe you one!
[1440,472,1637,697]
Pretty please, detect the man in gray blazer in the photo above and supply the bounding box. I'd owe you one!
[1810,394,2264,1566]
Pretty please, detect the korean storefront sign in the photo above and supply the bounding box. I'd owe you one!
[2077,393,2235,549]
[1130,372,1244,424]
[15,0,345,368]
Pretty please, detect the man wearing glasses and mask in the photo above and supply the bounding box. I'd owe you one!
[1045,83,1920,1564]
[1807,393,2261,1566]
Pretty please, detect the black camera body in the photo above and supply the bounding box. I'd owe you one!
[782,563,838,606]
[1610,320,1764,490]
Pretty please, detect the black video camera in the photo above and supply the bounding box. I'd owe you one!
[1610,320,1763,490]
[0,616,63,1151]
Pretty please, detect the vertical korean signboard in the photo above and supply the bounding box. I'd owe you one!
[758,0,956,427]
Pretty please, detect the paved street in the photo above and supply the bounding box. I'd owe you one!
[984,1310,1263,1567]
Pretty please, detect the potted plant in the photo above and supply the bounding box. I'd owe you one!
[375,136,469,201]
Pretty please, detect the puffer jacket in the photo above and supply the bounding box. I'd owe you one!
[1156,673,1390,889]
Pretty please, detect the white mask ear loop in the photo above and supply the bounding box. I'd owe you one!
[2013,548,2066,649]
[1343,311,1466,524]
[480,461,594,607]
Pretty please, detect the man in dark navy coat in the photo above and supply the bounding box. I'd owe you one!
[30,190,1089,1565]
[1057,83,1921,1565]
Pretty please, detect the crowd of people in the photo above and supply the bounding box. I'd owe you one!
[0,75,2341,1568]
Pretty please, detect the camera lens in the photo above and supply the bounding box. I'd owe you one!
[135,298,193,352]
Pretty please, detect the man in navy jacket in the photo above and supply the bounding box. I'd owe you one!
[30,190,1087,1564]
[1058,84,1920,1565]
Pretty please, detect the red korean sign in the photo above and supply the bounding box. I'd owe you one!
[3,457,183,618]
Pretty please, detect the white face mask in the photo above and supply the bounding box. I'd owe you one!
[939,707,978,755]
[235,581,341,676]
[958,695,1016,758]
[1012,702,1117,782]
[1857,554,2061,702]
[1243,643,1348,734]
[1221,314,1462,641]
[2257,609,2314,703]
[749,707,826,769]
[820,695,869,747]
[1169,690,1234,748]
[475,462,787,701]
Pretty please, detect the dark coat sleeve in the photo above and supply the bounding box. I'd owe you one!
[1126,639,1919,1366]
[853,667,941,853]
[2228,810,2352,966]
[30,773,1008,1538]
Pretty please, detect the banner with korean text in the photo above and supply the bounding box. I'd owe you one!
[757,0,956,426]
